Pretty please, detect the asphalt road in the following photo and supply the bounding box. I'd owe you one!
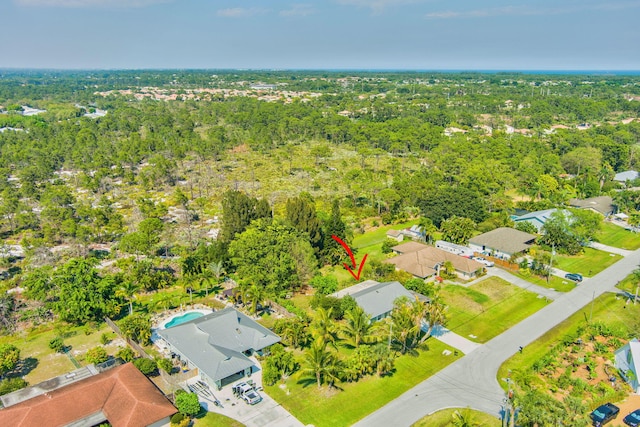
[354,247,640,427]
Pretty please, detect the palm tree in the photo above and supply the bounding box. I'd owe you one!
[342,306,373,348]
[311,307,339,348]
[418,217,437,244]
[420,298,447,343]
[451,408,480,427]
[152,292,175,311]
[245,284,264,314]
[116,281,141,316]
[390,297,421,354]
[301,342,341,388]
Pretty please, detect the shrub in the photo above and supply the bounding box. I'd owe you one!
[85,347,108,365]
[116,347,135,362]
[310,275,338,295]
[170,413,185,424]
[381,239,397,254]
[48,337,65,353]
[175,392,201,416]
[157,358,173,374]
[133,358,157,375]
[0,377,28,396]
[100,333,111,345]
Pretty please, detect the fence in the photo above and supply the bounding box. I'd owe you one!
[104,317,152,360]
[473,252,519,272]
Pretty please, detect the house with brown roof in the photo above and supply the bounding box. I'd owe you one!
[385,242,484,279]
[469,227,537,260]
[0,363,176,427]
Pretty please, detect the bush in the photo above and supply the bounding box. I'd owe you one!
[116,347,135,362]
[0,377,28,396]
[381,239,397,254]
[175,392,201,416]
[85,347,108,364]
[133,357,157,375]
[100,333,111,345]
[157,358,173,374]
[310,275,338,295]
[170,413,186,424]
[48,337,65,353]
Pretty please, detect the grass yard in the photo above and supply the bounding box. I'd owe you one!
[440,277,549,343]
[554,247,622,276]
[412,408,502,427]
[514,271,577,293]
[352,219,421,249]
[596,222,640,250]
[497,292,640,389]
[0,322,121,384]
[265,340,459,427]
[193,412,245,427]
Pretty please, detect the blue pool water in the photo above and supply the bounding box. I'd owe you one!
[164,312,204,329]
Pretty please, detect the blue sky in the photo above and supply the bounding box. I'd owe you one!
[2,0,639,70]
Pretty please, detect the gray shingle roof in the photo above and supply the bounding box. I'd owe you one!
[158,308,280,382]
[469,227,537,255]
[350,281,415,319]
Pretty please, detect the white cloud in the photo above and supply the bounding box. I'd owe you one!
[15,0,170,7]
[425,1,640,19]
[217,7,267,18]
[336,0,426,14]
[280,4,315,17]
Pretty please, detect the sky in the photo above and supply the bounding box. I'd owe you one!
[2,0,639,70]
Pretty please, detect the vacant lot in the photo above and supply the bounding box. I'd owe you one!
[514,271,576,292]
[265,340,459,427]
[440,277,549,343]
[554,247,622,276]
[596,222,640,250]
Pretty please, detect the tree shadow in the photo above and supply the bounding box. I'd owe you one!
[9,357,38,378]
[296,377,317,388]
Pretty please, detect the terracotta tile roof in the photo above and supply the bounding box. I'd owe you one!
[0,363,176,427]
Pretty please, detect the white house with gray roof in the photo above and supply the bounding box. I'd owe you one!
[512,209,558,232]
[333,281,421,322]
[157,307,280,390]
[469,227,537,259]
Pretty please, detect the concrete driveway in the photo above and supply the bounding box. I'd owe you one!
[354,247,640,427]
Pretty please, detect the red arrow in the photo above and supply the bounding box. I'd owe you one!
[331,235,368,281]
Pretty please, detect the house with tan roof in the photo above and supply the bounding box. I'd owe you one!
[469,227,537,260]
[568,196,615,217]
[385,242,484,279]
[0,363,176,427]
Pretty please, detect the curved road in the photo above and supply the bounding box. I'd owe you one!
[354,247,640,427]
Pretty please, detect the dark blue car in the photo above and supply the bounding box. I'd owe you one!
[565,273,583,282]
[591,403,619,426]
[624,409,640,427]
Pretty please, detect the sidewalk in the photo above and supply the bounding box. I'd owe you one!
[589,241,633,257]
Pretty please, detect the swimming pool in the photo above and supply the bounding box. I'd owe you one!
[163,311,204,329]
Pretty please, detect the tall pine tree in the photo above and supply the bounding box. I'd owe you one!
[286,196,323,256]
[221,190,272,242]
[322,199,348,265]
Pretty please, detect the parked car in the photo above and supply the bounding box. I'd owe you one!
[624,409,640,426]
[233,382,253,395]
[591,403,620,426]
[473,257,494,267]
[565,273,583,282]
[241,388,262,405]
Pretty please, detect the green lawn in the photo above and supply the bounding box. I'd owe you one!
[513,271,577,293]
[265,340,459,427]
[194,412,244,427]
[553,247,622,276]
[0,322,120,384]
[412,408,502,427]
[352,219,421,249]
[440,277,549,343]
[497,292,640,390]
[596,222,640,250]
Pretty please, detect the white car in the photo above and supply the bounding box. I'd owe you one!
[474,257,494,267]
[241,388,262,405]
